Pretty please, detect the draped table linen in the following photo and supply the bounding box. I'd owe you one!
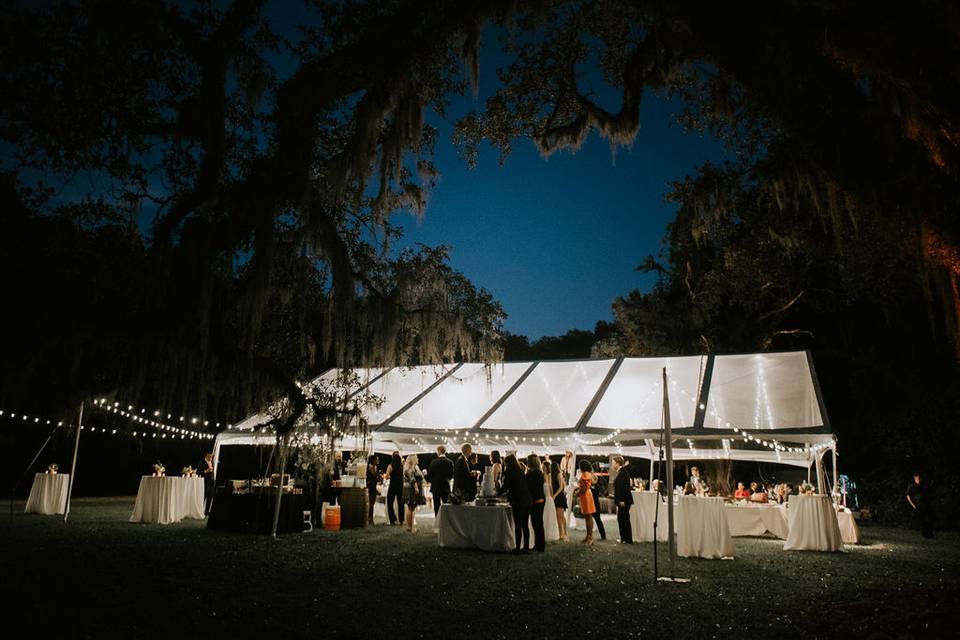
[724,502,790,539]
[676,496,736,559]
[629,490,669,542]
[130,476,206,524]
[836,508,861,544]
[25,473,69,515]
[784,494,843,551]
[436,504,515,552]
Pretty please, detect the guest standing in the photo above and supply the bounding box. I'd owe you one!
[577,460,597,545]
[402,454,424,533]
[500,454,532,554]
[489,450,503,491]
[428,446,454,516]
[384,451,404,525]
[454,443,477,502]
[582,462,606,540]
[612,456,633,544]
[366,454,379,525]
[906,471,934,538]
[548,461,568,541]
[526,453,546,552]
[199,452,215,515]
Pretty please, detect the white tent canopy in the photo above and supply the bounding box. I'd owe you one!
[215,351,835,469]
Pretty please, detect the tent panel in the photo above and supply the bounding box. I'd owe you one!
[388,362,532,430]
[481,359,616,431]
[587,356,704,430]
[361,365,457,426]
[704,352,823,430]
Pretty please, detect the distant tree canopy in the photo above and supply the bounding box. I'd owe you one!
[0,0,509,431]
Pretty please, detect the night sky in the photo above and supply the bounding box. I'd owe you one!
[400,88,727,339]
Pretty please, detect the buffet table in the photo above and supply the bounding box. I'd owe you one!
[207,490,309,534]
[437,504,515,552]
[724,502,790,539]
[130,476,206,524]
[784,494,843,551]
[629,490,669,542]
[676,496,735,559]
[25,473,69,515]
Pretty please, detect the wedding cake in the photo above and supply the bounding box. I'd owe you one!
[480,465,497,498]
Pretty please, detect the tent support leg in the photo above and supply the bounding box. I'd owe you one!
[832,443,838,503]
[63,401,84,523]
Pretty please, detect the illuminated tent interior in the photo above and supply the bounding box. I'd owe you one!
[214,351,836,471]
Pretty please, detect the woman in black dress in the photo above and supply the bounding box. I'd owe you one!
[366,454,379,525]
[549,461,568,541]
[499,454,532,554]
[384,451,404,525]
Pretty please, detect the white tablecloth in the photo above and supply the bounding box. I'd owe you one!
[629,490,669,542]
[25,473,69,515]
[130,476,206,524]
[784,494,843,551]
[676,496,735,559]
[725,503,790,539]
[437,504,515,552]
[836,509,861,544]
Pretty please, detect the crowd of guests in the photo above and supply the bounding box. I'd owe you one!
[361,444,641,552]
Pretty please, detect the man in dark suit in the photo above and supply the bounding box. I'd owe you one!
[428,445,455,516]
[525,454,547,552]
[453,443,477,501]
[612,456,633,543]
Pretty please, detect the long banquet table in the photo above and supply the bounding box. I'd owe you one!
[130,476,206,524]
[629,490,669,542]
[437,503,515,552]
[724,502,790,539]
[627,491,734,558]
[25,473,70,515]
[676,496,736,559]
[784,494,844,551]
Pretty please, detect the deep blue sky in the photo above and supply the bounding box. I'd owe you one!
[392,50,726,339]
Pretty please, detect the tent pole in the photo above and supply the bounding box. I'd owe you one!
[649,457,654,487]
[63,401,83,523]
[831,442,838,503]
[270,431,290,538]
[662,367,678,579]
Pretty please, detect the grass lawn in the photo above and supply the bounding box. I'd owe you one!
[1,497,957,639]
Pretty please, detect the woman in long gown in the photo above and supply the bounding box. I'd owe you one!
[542,460,559,542]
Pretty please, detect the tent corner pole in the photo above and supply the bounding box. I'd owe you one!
[662,367,677,578]
[63,400,84,523]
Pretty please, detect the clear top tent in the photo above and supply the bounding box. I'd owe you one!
[214,351,836,469]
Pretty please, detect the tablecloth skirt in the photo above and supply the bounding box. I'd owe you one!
[25,473,69,515]
[437,504,515,552]
[836,509,861,544]
[130,476,206,524]
[725,504,790,539]
[784,495,843,551]
[629,491,669,542]
[676,496,735,559]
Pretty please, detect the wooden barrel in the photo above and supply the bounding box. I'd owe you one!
[323,505,341,531]
[339,487,368,529]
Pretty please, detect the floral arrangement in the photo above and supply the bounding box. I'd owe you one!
[153,463,166,477]
[799,481,816,495]
[181,466,196,477]
[46,463,58,474]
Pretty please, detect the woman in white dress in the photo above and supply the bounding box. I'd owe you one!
[542,460,560,541]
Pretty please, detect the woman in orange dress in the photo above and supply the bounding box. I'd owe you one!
[577,460,596,544]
